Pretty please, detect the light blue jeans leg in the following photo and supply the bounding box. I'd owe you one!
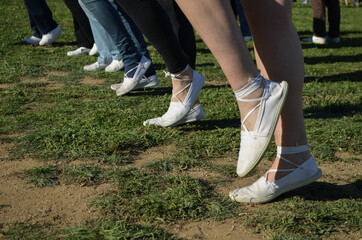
[78,0,140,67]
[78,0,112,64]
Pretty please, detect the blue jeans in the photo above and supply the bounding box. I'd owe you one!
[78,0,141,66]
[235,0,251,37]
[24,0,58,37]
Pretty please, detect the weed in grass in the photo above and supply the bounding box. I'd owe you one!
[247,197,362,237]
[63,164,103,186]
[1,223,57,240]
[95,168,238,222]
[23,165,60,187]
[211,164,238,178]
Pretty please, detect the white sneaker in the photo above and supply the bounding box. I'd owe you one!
[67,47,91,56]
[230,145,322,203]
[39,26,62,46]
[89,43,98,56]
[111,73,158,90]
[23,36,41,46]
[83,62,108,71]
[116,56,152,96]
[145,66,204,127]
[143,103,205,127]
[302,36,327,44]
[235,74,288,177]
[105,60,124,72]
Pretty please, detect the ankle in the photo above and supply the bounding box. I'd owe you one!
[267,144,312,182]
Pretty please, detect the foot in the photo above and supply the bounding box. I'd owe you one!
[302,35,327,44]
[230,144,322,203]
[143,103,205,127]
[23,35,41,46]
[116,56,151,96]
[89,43,98,56]
[143,66,205,127]
[105,60,124,72]
[39,26,62,46]
[67,47,91,56]
[111,73,158,91]
[235,74,288,177]
[83,62,108,71]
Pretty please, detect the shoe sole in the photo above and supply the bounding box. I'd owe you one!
[238,81,289,178]
[247,169,322,204]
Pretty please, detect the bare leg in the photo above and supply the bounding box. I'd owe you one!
[242,0,311,181]
[174,0,263,131]
[176,0,317,182]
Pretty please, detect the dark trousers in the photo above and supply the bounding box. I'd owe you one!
[63,0,94,48]
[24,0,58,37]
[311,0,340,38]
[156,0,196,69]
[115,0,189,73]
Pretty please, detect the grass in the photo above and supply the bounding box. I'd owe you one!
[0,1,361,239]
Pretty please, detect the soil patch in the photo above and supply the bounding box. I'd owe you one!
[0,158,112,229]
[81,76,106,86]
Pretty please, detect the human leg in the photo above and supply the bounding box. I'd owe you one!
[117,0,203,127]
[63,0,94,49]
[326,0,340,38]
[231,0,321,202]
[174,0,319,202]
[234,0,252,40]
[24,0,58,35]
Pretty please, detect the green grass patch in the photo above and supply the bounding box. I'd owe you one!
[247,197,361,237]
[94,168,238,222]
[23,165,61,187]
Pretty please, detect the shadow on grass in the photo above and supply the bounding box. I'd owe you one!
[278,180,362,202]
[300,37,362,49]
[305,70,362,82]
[304,102,361,119]
[304,53,362,64]
[178,118,240,132]
[12,41,77,47]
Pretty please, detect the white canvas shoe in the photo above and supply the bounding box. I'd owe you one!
[116,56,151,96]
[143,103,205,127]
[235,74,288,177]
[89,43,98,56]
[67,47,91,56]
[302,36,327,44]
[145,66,204,127]
[105,59,124,72]
[230,145,322,203]
[111,73,158,91]
[39,26,62,46]
[23,36,41,46]
[83,62,108,71]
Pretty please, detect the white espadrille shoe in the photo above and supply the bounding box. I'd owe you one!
[116,56,151,96]
[143,103,205,127]
[105,59,124,72]
[235,74,288,177]
[143,66,204,127]
[39,26,62,46]
[67,47,91,56]
[111,74,158,91]
[230,144,322,203]
[23,36,41,46]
